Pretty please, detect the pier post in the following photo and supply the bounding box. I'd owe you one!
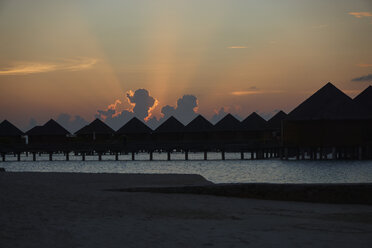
[150,151,153,161]
[284,148,288,160]
[1,153,5,162]
[131,152,135,161]
[332,147,336,160]
[221,151,225,160]
[185,150,188,161]
[204,151,207,160]
[49,152,53,161]
[167,151,171,161]
[115,152,119,161]
[241,152,244,160]
[358,146,363,160]
[251,151,254,160]
[33,152,36,161]
[296,148,299,160]
[17,153,21,161]
[82,153,85,161]
[98,153,102,161]
[26,151,28,157]
[66,152,69,161]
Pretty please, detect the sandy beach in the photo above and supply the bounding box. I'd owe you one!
[1,172,372,248]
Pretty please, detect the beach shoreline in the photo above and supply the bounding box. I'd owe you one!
[1,172,372,247]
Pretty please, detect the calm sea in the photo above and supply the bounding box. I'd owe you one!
[1,152,372,184]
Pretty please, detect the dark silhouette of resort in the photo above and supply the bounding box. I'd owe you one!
[1,82,372,161]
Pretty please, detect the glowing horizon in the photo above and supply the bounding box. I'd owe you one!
[1,0,372,129]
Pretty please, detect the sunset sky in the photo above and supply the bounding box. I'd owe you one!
[1,0,372,130]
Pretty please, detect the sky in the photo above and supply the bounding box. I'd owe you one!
[0,0,372,131]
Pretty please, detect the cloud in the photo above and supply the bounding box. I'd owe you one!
[95,89,158,130]
[348,12,372,18]
[127,89,158,121]
[0,57,98,76]
[352,74,372,82]
[231,88,283,96]
[210,107,228,124]
[26,118,38,131]
[227,46,247,49]
[160,95,198,125]
[56,114,88,133]
[357,64,372,68]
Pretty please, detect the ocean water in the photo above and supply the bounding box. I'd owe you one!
[1,152,372,184]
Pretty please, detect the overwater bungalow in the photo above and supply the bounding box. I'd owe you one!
[211,113,242,146]
[0,120,25,145]
[183,115,214,149]
[116,117,152,145]
[283,82,372,159]
[154,116,184,149]
[267,110,287,142]
[26,119,70,145]
[75,118,114,142]
[240,112,269,146]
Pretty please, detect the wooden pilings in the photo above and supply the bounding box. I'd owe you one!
[167,151,171,161]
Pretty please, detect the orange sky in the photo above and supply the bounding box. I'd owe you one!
[0,0,372,129]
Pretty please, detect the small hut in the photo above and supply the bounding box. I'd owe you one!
[154,116,185,148]
[116,117,152,144]
[183,115,214,148]
[283,82,370,148]
[26,119,70,145]
[75,118,114,142]
[0,120,25,145]
[212,113,242,144]
[267,110,287,142]
[240,112,269,146]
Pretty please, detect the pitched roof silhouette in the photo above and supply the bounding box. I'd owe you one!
[116,117,152,134]
[75,118,114,135]
[267,111,287,129]
[241,112,267,130]
[0,120,24,136]
[155,116,184,133]
[26,119,70,136]
[213,113,242,131]
[287,82,370,120]
[184,115,214,133]
[354,85,372,114]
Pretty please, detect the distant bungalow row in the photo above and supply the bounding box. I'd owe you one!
[1,82,372,160]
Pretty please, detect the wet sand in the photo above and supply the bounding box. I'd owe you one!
[1,172,372,248]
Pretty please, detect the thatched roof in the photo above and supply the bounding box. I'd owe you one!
[213,113,242,131]
[267,111,287,129]
[0,120,24,136]
[241,112,267,130]
[116,117,152,134]
[287,82,370,120]
[75,119,114,135]
[354,85,372,114]
[184,115,214,133]
[155,116,184,133]
[26,119,70,136]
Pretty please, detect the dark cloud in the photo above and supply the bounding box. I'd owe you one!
[209,107,243,124]
[210,107,227,124]
[26,118,38,131]
[95,89,157,130]
[160,95,198,125]
[56,113,88,133]
[127,89,157,120]
[352,74,372,82]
